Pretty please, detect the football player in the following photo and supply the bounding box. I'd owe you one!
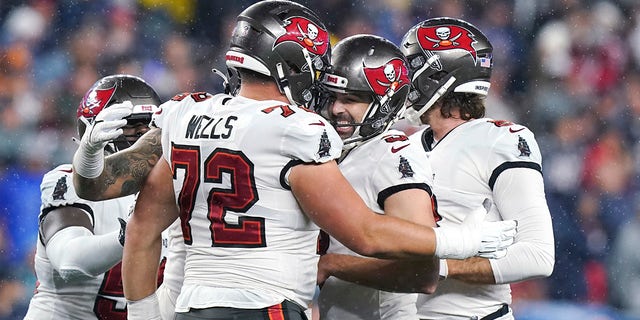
[402,18,555,320]
[24,74,163,320]
[314,34,440,320]
[72,81,183,320]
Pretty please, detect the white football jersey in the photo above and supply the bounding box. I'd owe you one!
[153,98,188,320]
[158,93,342,311]
[318,129,434,320]
[24,164,135,320]
[410,118,542,319]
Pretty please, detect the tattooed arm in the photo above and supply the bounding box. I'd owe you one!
[73,128,163,201]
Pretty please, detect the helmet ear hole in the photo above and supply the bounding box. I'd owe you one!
[288,63,301,74]
[430,71,448,81]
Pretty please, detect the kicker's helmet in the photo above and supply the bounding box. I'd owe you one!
[400,17,493,125]
[225,0,331,106]
[77,74,161,153]
[320,34,410,147]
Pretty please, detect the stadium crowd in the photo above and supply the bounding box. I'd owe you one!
[1,0,640,319]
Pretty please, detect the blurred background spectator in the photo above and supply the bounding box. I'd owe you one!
[1,0,640,319]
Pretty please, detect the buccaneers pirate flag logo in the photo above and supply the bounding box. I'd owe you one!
[77,83,116,118]
[363,58,410,98]
[274,17,329,56]
[417,24,478,63]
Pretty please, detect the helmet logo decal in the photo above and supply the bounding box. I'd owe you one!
[274,17,329,56]
[363,58,410,99]
[78,84,116,117]
[417,24,478,62]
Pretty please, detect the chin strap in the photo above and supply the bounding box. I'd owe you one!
[404,76,457,126]
[212,68,240,95]
[276,62,296,105]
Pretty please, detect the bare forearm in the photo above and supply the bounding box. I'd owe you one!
[446,257,496,284]
[123,158,178,300]
[364,215,439,259]
[122,221,163,300]
[320,253,438,293]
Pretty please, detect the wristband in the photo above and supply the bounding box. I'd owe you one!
[127,293,162,320]
[439,259,448,280]
[73,141,105,179]
[433,226,472,259]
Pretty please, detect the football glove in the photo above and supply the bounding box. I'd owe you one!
[433,199,517,260]
[73,101,133,178]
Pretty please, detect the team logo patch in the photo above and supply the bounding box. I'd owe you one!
[317,130,332,158]
[398,155,414,178]
[274,17,329,56]
[417,24,479,63]
[363,58,410,110]
[53,176,68,200]
[77,83,116,118]
[518,136,531,157]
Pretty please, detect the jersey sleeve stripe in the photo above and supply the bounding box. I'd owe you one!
[40,203,94,221]
[279,159,306,190]
[489,161,542,190]
[39,203,94,245]
[377,183,432,210]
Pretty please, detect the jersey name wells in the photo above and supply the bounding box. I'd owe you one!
[185,114,237,140]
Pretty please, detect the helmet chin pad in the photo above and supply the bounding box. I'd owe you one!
[403,107,424,126]
[404,76,458,125]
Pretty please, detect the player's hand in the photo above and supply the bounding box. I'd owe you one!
[476,204,517,259]
[316,254,332,288]
[433,199,517,260]
[80,101,133,154]
[74,101,133,178]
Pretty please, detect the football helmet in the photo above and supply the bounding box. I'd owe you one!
[320,34,410,147]
[225,0,331,106]
[400,17,493,125]
[77,74,161,153]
